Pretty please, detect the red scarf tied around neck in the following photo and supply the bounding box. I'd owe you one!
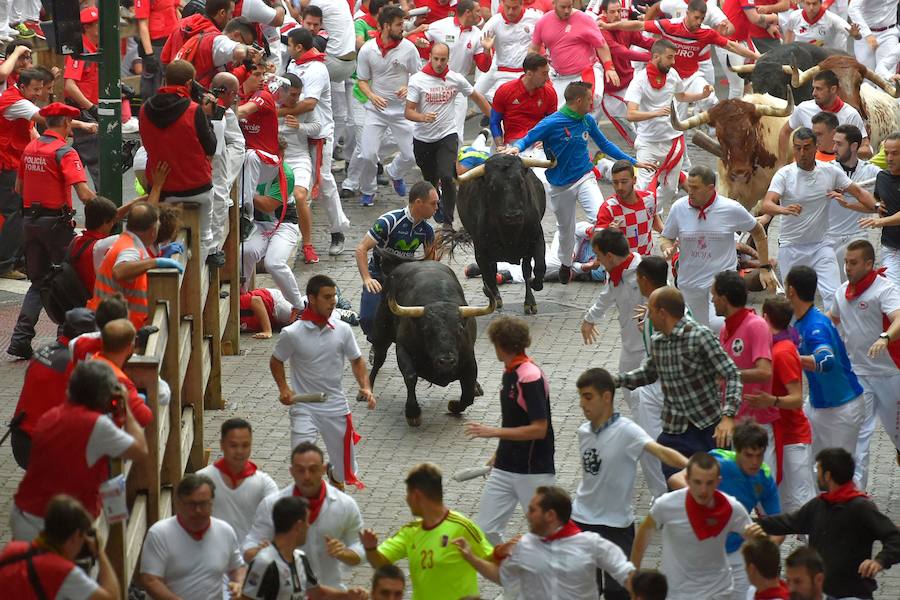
[300,306,334,329]
[685,490,733,540]
[645,61,668,90]
[821,95,844,113]
[694,191,717,220]
[505,353,532,373]
[296,47,326,65]
[294,481,328,523]
[376,34,401,57]
[608,253,635,287]
[722,307,754,341]
[157,84,191,98]
[755,580,791,599]
[422,62,448,80]
[177,515,211,541]
[819,481,868,504]
[360,5,378,28]
[214,458,258,487]
[541,520,581,543]
[846,267,900,367]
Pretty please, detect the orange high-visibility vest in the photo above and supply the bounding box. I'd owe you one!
[88,232,150,329]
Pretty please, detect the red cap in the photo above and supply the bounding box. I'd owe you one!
[80,7,99,24]
[39,102,82,119]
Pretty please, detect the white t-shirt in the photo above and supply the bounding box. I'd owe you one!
[242,545,318,600]
[425,17,485,74]
[3,98,40,121]
[272,318,362,416]
[661,195,757,289]
[356,38,421,113]
[788,99,868,139]
[55,566,101,599]
[827,159,880,238]
[196,464,280,544]
[86,414,136,466]
[649,488,752,600]
[310,0,356,57]
[768,161,853,245]
[286,59,334,139]
[140,517,244,599]
[406,70,473,142]
[624,68,685,144]
[481,9,544,71]
[785,9,850,47]
[833,275,900,376]
[571,416,653,527]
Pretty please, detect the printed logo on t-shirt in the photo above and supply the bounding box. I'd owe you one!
[247,571,260,586]
[731,337,745,356]
[582,131,589,141]
[565,24,572,33]
[582,448,602,475]
[858,301,869,310]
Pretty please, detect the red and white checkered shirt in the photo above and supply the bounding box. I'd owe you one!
[591,189,657,255]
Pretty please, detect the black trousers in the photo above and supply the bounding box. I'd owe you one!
[413,133,458,225]
[139,37,168,101]
[0,169,23,274]
[72,108,99,187]
[573,521,635,600]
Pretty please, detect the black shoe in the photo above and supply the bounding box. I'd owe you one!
[377,162,384,175]
[6,345,33,360]
[206,250,226,268]
[329,232,345,256]
[339,187,356,199]
[558,265,572,284]
[377,174,389,186]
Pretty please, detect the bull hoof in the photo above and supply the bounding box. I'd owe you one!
[495,296,504,310]
[531,279,543,292]
[447,400,471,414]
[474,382,484,397]
[524,303,537,315]
[406,415,422,427]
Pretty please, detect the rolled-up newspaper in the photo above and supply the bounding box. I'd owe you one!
[452,466,491,482]
[291,392,326,404]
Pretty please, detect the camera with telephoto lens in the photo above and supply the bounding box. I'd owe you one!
[191,81,226,120]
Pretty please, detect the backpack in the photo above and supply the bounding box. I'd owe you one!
[40,236,94,325]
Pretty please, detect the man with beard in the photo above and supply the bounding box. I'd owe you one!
[784,546,828,600]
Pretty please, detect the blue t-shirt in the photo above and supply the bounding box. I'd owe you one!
[366,207,435,277]
[794,306,863,409]
[711,449,781,554]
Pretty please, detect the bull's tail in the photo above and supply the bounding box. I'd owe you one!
[438,227,474,261]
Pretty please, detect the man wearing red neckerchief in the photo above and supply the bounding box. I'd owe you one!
[242,442,367,589]
[783,0,859,48]
[751,448,900,600]
[456,486,635,598]
[829,239,900,486]
[140,474,246,599]
[784,546,828,600]
[196,418,279,544]
[632,452,753,600]
[780,69,873,159]
[742,537,790,599]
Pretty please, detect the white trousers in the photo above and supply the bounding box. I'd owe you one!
[636,381,668,498]
[853,27,900,71]
[325,56,357,148]
[0,0,13,36]
[881,245,900,289]
[854,373,900,488]
[238,151,279,211]
[358,107,416,195]
[635,137,686,215]
[454,93,468,142]
[682,70,718,113]
[807,395,865,465]
[715,44,749,100]
[599,90,636,147]
[777,241,841,313]
[778,443,816,513]
[315,137,351,234]
[164,189,215,259]
[680,286,725,334]
[550,63,605,113]
[473,68,521,103]
[290,407,358,485]
[343,94,398,193]
[241,220,304,309]
[475,468,556,545]
[548,172,605,267]
[10,0,40,23]
[727,550,748,600]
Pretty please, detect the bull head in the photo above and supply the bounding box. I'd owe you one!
[456,156,556,183]
[669,88,794,132]
[388,295,496,318]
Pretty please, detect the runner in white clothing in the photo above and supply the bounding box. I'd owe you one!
[848,0,899,71]
[783,0,860,48]
[475,0,544,102]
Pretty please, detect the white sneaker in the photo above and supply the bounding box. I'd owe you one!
[121,117,139,134]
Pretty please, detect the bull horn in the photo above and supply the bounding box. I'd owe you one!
[754,86,794,117]
[784,57,821,88]
[726,56,755,75]
[459,295,496,318]
[863,67,900,98]
[519,157,556,169]
[669,101,710,131]
[456,163,486,183]
[692,131,722,158]
[388,297,425,318]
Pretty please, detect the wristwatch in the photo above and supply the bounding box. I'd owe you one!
[759,264,773,270]
[879,332,891,342]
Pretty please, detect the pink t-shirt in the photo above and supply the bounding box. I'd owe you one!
[532,10,607,75]
[720,310,778,424]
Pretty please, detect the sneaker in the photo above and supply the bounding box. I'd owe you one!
[15,23,35,38]
[464,263,481,278]
[23,21,44,39]
[0,269,27,280]
[335,307,360,326]
[302,244,319,264]
[329,232,345,256]
[392,179,406,196]
[360,194,375,207]
[6,345,33,360]
[121,117,139,134]
[206,250,226,267]
[558,264,572,285]
[339,187,356,199]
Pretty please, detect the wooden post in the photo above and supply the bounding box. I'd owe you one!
[178,204,205,471]
[221,192,241,356]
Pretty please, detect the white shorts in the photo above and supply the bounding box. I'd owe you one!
[283,141,312,192]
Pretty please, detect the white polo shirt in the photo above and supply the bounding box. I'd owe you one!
[788,99,868,140]
[499,530,635,599]
[481,9,544,71]
[356,37,420,113]
[661,195,757,289]
[768,160,853,246]
[649,488,752,600]
[571,415,653,527]
[624,68,684,144]
[196,464,279,544]
[140,516,244,599]
[832,275,900,376]
[310,0,356,57]
[273,316,361,417]
[242,482,365,589]
[425,16,485,74]
[827,159,880,239]
[406,69,473,142]
[583,253,645,359]
[286,59,334,139]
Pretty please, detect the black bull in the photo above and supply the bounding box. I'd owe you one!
[455,154,549,315]
[363,260,495,427]
[730,42,849,103]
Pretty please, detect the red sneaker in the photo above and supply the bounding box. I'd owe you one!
[24,21,45,40]
[302,244,319,264]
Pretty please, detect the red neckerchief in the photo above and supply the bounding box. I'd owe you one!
[541,520,581,543]
[300,305,334,329]
[845,267,885,300]
[361,12,378,28]
[504,353,532,373]
[296,47,326,64]
[421,62,448,80]
[608,253,635,287]
[820,481,868,504]
[376,33,401,57]
[820,95,844,113]
[685,490,733,540]
[693,191,717,220]
[176,515,211,541]
[213,457,258,487]
[645,61,667,90]
[722,307,754,341]
[502,7,525,23]
[294,482,328,523]
[453,15,471,32]
[802,7,825,25]
[755,580,790,599]
[157,84,191,99]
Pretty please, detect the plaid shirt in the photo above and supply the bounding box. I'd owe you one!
[617,317,742,434]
